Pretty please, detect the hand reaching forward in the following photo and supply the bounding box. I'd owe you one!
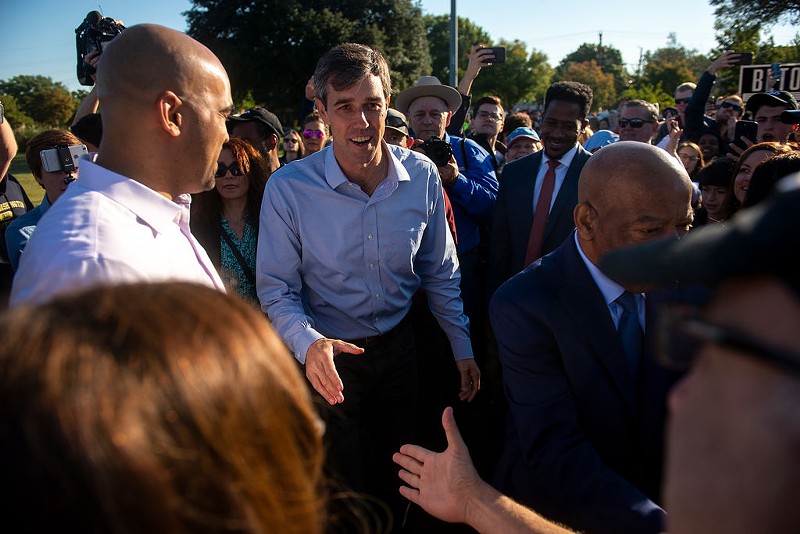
[304,338,364,405]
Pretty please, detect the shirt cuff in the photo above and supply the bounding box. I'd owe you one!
[294,328,325,365]
[450,336,474,361]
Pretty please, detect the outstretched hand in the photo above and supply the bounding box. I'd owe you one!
[305,338,364,405]
[394,407,481,524]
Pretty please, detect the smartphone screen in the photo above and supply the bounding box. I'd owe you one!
[734,120,758,147]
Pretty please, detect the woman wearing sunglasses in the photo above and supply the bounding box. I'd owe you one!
[301,111,329,155]
[281,129,305,164]
[191,138,269,305]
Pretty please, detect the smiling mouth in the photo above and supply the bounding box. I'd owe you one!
[350,135,371,146]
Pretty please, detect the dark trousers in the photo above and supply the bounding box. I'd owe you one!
[322,321,418,531]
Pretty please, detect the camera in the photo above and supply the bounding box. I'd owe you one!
[40,145,88,180]
[418,137,453,167]
[75,11,126,86]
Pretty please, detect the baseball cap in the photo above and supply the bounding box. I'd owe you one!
[600,173,800,293]
[228,107,283,137]
[505,127,540,148]
[386,109,410,137]
[745,91,799,114]
[583,130,619,153]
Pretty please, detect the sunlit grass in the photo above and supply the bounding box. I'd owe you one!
[9,154,43,205]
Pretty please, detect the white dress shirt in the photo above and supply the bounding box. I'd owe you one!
[11,156,224,306]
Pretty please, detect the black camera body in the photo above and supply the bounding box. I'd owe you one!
[75,11,126,86]
[418,137,453,167]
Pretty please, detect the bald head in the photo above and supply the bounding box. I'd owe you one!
[574,142,694,280]
[97,24,228,109]
[93,24,233,198]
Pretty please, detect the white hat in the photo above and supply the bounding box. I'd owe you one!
[394,76,462,115]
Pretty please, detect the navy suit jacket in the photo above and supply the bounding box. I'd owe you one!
[491,235,682,534]
[488,145,591,294]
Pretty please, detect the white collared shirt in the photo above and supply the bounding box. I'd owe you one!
[574,232,645,330]
[11,156,224,306]
[531,143,580,214]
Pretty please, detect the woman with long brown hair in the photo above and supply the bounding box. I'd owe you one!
[191,138,268,305]
[0,282,326,533]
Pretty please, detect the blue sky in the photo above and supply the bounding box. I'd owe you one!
[1,0,796,92]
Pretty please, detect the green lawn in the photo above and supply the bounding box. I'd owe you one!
[9,153,44,206]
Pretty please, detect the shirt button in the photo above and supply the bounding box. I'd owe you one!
[369,263,374,269]
[368,234,373,240]
[375,294,381,299]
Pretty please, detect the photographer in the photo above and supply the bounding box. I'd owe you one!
[5,130,84,271]
[395,76,498,338]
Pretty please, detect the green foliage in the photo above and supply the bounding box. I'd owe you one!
[710,0,800,29]
[557,42,628,94]
[641,41,705,97]
[0,75,76,127]
[0,95,34,129]
[423,14,491,84]
[469,40,553,108]
[560,60,616,110]
[620,82,674,114]
[185,0,431,117]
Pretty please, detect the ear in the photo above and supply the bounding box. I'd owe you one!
[574,202,596,241]
[266,133,279,151]
[580,118,590,133]
[314,97,329,124]
[157,91,182,137]
[444,110,453,127]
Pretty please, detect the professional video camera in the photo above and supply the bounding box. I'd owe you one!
[417,136,453,167]
[75,11,126,86]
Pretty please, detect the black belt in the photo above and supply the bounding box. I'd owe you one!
[345,313,412,349]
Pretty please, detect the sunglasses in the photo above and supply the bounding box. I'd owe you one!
[215,162,243,178]
[717,102,743,113]
[656,304,800,374]
[618,118,654,128]
[675,98,691,105]
[303,129,325,139]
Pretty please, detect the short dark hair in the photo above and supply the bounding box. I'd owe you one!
[473,95,504,116]
[621,99,659,122]
[502,112,532,137]
[544,81,593,120]
[313,43,391,109]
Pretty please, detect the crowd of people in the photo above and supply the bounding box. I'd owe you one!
[0,23,798,534]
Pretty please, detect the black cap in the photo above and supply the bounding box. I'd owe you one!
[745,91,799,114]
[600,173,800,292]
[228,107,283,138]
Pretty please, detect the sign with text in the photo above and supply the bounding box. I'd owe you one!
[739,63,800,104]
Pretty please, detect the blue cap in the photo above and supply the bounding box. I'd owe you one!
[505,127,540,147]
[583,129,619,153]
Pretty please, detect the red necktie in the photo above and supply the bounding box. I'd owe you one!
[524,159,559,266]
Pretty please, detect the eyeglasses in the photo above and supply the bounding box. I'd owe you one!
[657,305,800,374]
[675,98,691,105]
[678,153,700,162]
[476,110,503,122]
[303,129,325,139]
[717,102,743,113]
[618,118,654,128]
[215,162,243,178]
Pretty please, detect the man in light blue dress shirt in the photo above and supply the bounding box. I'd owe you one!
[256,43,480,524]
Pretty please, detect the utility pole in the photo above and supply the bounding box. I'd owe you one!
[449,0,458,86]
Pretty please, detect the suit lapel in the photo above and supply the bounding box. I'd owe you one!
[555,238,638,415]
[545,147,587,240]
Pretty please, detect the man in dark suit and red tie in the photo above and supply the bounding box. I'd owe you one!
[491,142,695,534]
[488,81,593,294]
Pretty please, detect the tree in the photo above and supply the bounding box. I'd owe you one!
[185,0,431,120]
[641,36,706,97]
[557,42,628,95]
[620,82,673,115]
[467,40,553,108]
[0,95,34,129]
[423,14,491,84]
[559,60,616,110]
[0,75,76,127]
[710,0,800,29]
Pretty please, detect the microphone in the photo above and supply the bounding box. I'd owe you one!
[780,109,800,124]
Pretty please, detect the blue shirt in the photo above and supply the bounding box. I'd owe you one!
[446,133,499,254]
[257,142,473,364]
[5,195,51,271]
